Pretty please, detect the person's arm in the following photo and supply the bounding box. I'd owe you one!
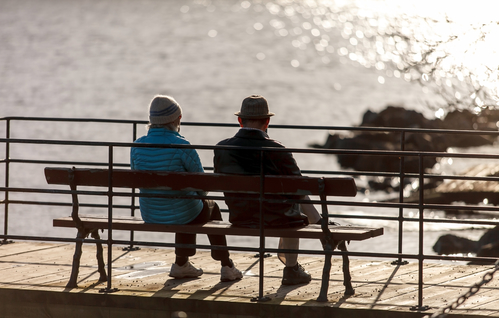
[130,146,136,170]
[269,148,301,176]
[183,148,204,173]
[300,195,321,224]
[182,147,206,196]
[272,146,320,222]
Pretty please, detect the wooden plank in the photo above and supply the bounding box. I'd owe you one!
[0,242,61,259]
[53,216,384,241]
[44,168,357,197]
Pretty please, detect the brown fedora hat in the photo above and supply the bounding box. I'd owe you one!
[235,95,275,119]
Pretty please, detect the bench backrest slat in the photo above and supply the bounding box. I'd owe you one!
[44,168,357,197]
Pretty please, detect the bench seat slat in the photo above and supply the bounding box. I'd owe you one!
[53,216,383,241]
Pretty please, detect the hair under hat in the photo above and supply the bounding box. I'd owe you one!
[149,95,182,124]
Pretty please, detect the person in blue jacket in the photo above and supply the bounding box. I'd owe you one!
[130,95,242,282]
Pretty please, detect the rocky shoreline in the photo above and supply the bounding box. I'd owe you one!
[312,105,499,173]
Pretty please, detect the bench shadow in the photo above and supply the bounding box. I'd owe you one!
[265,283,310,304]
[155,276,243,302]
[186,279,243,300]
[63,249,132,293]
[147,277,201,298]
[163,276,201,289]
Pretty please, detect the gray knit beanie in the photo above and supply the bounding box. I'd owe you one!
[149,95,182,124]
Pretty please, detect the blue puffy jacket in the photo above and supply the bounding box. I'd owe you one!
[130,127,204,224]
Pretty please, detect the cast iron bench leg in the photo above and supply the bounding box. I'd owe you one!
[317,250,332,301]
[339,240,355,295]
[317,239,338,302]
[317,239,354,302]
[67,230,86,288]
[67,229,107,288]
[90,230,107,283]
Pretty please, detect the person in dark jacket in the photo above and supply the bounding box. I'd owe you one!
[213,94,322,285]
[131,95,242,282]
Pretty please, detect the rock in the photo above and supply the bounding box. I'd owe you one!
[427,108,496,147]
[441,109,476,130]
[433,226,499,265]
[475,242,499,263]
[469,225,499,264]
[478,226,499,247]
[432,234,479,255]
[360,105,440,129]
[334,132,402,172]
[313,105,499,173]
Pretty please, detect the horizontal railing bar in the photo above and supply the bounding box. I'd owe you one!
[2,159,499,183]
[7,159,130,167]
[2,234,497,264]
[422,254,498,262]
[302,169,402,177]
[5,196,498,226]
[423,174,499,182]
[3,116,499,136]
[330,214,499,226]
[5,160,498,183]
[12,158,499,183]
[3,198,499,227]
[2,200,135,211]
[0,117,151,124]
[4,196,499,226]
[4,185,499,213]
[0,161,482,181]
[322,200,499,211]
[3,137,499,160]
[0,233,375,256]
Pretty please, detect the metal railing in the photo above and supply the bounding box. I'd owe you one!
[1,116,499,310]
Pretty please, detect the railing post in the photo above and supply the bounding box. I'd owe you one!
[317,178,333,302]
[123,122,140,251]
[251,149,270,302]
[100,145,118,293]
[1,119,13,245]
[410,153,429,311]
[393,130,408,265]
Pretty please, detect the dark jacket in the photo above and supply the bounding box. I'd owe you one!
[213,128,307,228]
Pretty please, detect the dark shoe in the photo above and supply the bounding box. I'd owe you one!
[282,263,311,285]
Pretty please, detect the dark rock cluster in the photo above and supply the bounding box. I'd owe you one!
[312,106,499,173]
[433,226,499,264]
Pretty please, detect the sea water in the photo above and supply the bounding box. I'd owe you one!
[1,0,496,260]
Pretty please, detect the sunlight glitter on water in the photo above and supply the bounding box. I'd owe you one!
[239,0,499,109]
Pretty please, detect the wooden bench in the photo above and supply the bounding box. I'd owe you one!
[45,167,383,301]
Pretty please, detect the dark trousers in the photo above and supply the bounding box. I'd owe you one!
[175,200,229,261]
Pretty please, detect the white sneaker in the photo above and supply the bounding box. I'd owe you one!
[169,262,203,279]
[221,265,243,282]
